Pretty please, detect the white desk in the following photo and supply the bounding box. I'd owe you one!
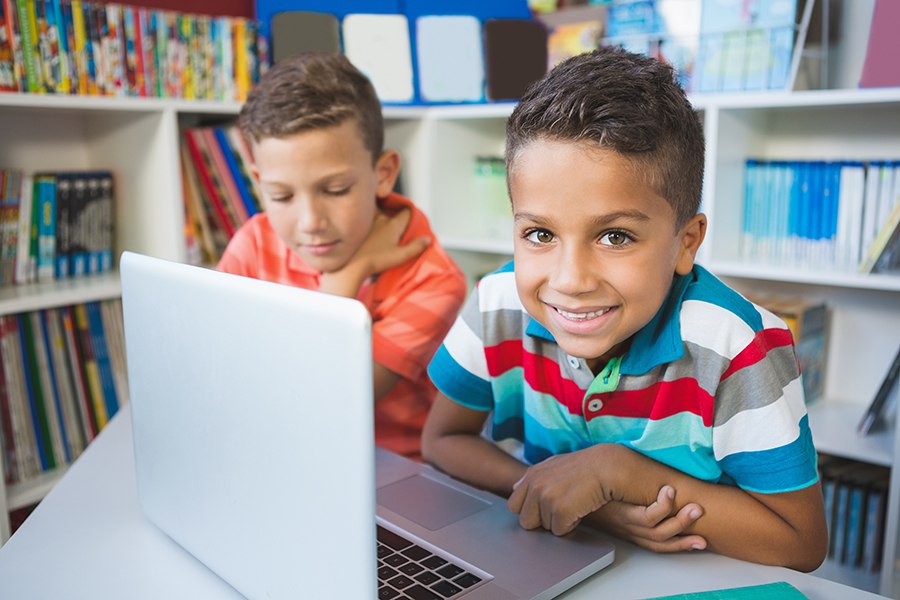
[0,404,888,600]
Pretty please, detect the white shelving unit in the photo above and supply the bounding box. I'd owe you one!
[1,86,899,594]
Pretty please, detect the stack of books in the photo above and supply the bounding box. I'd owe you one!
[1,168,115,287]
[0,299,127,485]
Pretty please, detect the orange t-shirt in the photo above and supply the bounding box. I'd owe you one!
[217,193,467,459]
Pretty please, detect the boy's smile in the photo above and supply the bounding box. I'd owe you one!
[510,140,704,373]
[251,120,394,273]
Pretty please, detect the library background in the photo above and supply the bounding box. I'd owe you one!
[1,0,899,596]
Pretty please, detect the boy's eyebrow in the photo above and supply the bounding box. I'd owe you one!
[514,209,651,226]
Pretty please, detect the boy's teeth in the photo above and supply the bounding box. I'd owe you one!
[557,307,609,320]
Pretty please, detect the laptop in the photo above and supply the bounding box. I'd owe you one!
[120,251,615,600]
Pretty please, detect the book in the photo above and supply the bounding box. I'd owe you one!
[645,581,807,599]
[0,0,16,91]
[857,345,900,436]
[213,127,259,220]
[84,301,118,421]
[34,172,57,282]
[200,127,249,227]
[1,315,39,479]
[100,299,129,404]
[43,307,86,459]
[72,302,107,430]
[17,312,54,470]
[0,317,17,483]
[31,310,69,465]
[858,191,900,275]
[859,0,900,88]
[15,0,42,93]
[183,128,237,239]
[60,305,96,441]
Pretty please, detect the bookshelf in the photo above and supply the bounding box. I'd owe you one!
[1,84,899,595]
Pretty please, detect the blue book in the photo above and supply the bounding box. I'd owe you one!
[39,310,71,464]
[35,174,57,282]
[214,128,258,219]
[16,314,51,471]
[84,301,119,421]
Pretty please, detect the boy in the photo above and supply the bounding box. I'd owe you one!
[218,53,467,460]
[423,47,827,571]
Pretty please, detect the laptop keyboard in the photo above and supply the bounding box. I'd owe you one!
[377,525,484,599]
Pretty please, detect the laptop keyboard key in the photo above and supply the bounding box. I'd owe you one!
[379,586,401,599]
[420,555,447,570]
[404,584,442,600]
[384,553,409,568]
[453,573,482,588]
[414,571,440,586]
[399,562,424,576]
[431,580,463,598]
[387,574,414,590]
[378,565,399,580]
[377,526,414,551]
[436,564,464,579]
[402,545,433,561]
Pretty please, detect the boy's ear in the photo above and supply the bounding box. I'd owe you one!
[375,149,401,198]
[675,213,707,276]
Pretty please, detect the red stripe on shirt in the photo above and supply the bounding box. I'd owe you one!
[721,328,795,380]
[587,378,714,426]
[485,339,585,415]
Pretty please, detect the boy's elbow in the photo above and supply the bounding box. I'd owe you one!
[790,530,828,572]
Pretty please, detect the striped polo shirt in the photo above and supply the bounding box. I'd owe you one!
[218,193,467,459]
[428,262,819,494]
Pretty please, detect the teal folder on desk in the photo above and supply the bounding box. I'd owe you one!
[646,581,807,600]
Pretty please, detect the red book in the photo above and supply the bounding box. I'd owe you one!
[183,128,237,238]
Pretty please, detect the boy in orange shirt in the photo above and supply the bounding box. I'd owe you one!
[218,53,467,459]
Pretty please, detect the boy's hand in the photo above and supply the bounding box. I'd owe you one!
[590,485,708,552]
[507,447,611,536]
[358,209,430,276]
[319,209,430,298]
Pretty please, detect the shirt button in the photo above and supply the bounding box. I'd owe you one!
[588,398,603,412]
[567,356,579,369]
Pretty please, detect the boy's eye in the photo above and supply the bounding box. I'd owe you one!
[269,194,292,203]
[324,186,351,196]
[524,229,554,244]
[600,230,632,246]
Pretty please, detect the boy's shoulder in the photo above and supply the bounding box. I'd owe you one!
[681,265,783,334]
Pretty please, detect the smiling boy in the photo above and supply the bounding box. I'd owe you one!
[218,53,466,460]
[423,47,827,570]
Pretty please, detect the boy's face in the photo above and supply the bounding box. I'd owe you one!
[251,120,397,273]
[510,140,705,372]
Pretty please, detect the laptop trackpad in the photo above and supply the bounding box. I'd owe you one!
[377,475,492,531]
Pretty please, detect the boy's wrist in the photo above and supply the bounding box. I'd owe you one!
[318,261,370,298]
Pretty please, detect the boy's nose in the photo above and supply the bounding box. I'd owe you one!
[294,199,328,233]
[549,247,598,296]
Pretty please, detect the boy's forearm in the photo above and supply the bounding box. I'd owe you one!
[424,433,527,498]
[590,445,826,571]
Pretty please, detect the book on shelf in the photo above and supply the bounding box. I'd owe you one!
[0,300,126,486]
[858,191,900,275]
[0,0,16,92]
[857,344,900,437]
[818,455,890,573]
[750,295,828,404]
[859,0,900,89]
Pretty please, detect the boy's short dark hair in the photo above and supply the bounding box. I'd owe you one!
[238,53,384,163]
[506,46,704,228]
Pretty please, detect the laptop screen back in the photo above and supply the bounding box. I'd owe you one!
[121,252,376,599]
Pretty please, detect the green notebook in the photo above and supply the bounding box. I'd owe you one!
[645,581,807,600]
